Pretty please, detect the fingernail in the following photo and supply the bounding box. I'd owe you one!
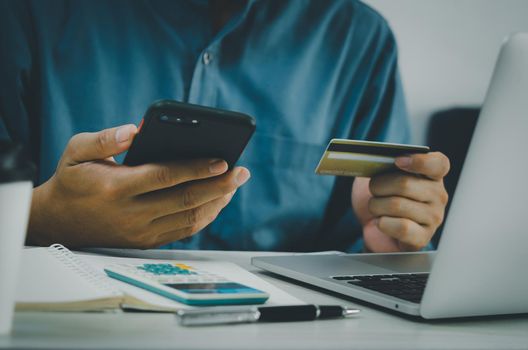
[115,125,132,143]
[209,159,228,174]
[235,169,250,186]
[395,156,412,169]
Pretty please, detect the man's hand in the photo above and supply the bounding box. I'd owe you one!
[27,124,250,249]
[352,152,450,252]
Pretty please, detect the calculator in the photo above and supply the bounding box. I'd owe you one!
[104,263,269,306]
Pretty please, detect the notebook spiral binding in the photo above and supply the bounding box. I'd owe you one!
[48,244,121,296]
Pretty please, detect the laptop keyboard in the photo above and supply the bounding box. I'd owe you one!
[332,273,429,303]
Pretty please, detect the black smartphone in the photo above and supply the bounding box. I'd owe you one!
[123,100,256,168]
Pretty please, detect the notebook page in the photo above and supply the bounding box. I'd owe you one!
[16,247,121,304]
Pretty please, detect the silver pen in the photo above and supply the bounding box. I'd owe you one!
[176,304,360,326]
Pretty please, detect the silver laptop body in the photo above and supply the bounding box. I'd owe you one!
[252,33,528,319]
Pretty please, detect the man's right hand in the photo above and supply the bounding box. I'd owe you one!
[27,124,250,248]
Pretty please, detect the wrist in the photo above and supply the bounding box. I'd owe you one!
[26,181,55,246]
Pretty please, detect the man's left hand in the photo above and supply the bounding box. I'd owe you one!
[352,152,450,252]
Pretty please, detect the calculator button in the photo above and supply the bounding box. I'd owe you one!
[120,263,235,286]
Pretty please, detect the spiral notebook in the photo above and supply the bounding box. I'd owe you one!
[15,244,159,312]
[15,244,301,312]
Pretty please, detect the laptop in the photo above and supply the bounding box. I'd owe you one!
[252,33,528,319]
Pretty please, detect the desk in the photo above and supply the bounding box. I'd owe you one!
[1,249,527,349]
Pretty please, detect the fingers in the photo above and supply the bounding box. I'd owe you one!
[64,125,138,165]
[395,152,450,180]
[365,152,451,252]
[368,196,437,227]
[120,159,238,195]
[375,216,431,250]
[133,166,249,214]
[369,172,446,204]
[90,189,236,249]
[351,177,374,225]
[149,192,234,235]
[118,167,246,248]
[362,220,402,253]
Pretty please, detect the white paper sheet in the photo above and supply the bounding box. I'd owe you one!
[80,254,302,310]
[16,248,120,303]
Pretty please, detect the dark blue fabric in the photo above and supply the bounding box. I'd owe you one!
[0,0,410,252]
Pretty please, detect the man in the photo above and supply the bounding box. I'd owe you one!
[0,0,449,252]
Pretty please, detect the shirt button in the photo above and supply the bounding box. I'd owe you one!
[203,51,213,65]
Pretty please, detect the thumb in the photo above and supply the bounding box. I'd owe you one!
[64,124,138,165]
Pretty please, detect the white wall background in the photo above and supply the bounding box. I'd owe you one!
[363,0,528,144]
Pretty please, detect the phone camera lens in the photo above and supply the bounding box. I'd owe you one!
[159,114,199,126]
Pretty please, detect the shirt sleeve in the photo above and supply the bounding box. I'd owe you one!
[348,24,411,144]
[0,1,40,163]
[318,16,411,253]
[349,24,411,252]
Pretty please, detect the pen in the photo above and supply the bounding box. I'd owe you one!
[176,305,360,326]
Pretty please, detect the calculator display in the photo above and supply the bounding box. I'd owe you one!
[164,282,263,294]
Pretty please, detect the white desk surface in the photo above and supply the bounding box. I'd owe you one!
[1,248,527,350]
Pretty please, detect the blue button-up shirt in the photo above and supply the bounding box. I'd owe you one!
[0,0,410,252]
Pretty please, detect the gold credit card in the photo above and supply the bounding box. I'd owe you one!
[315,139,430,177]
